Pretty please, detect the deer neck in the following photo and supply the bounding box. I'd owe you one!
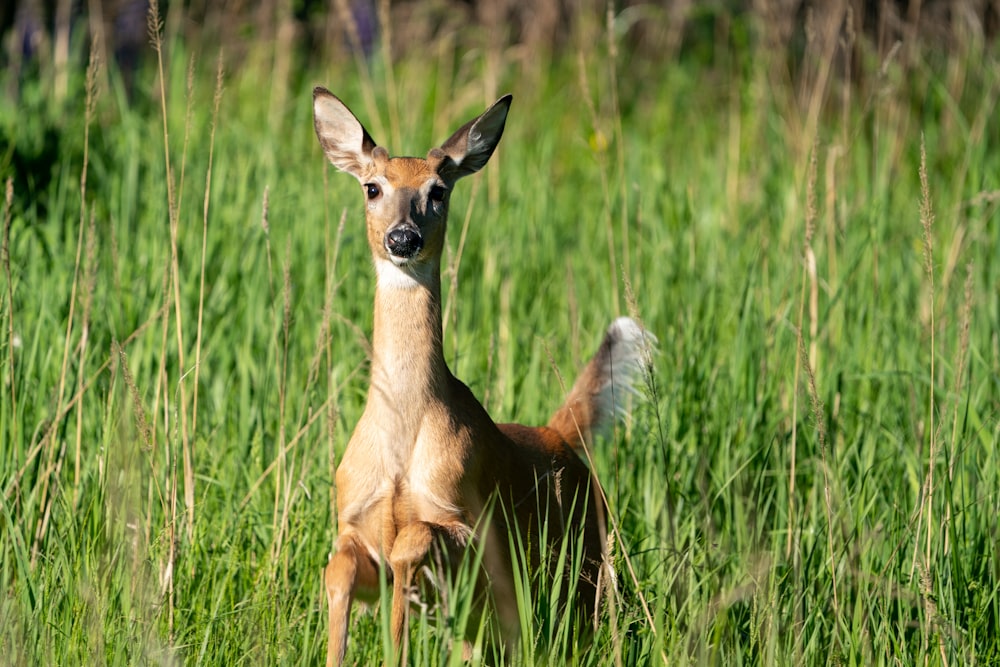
[368,258,450,415]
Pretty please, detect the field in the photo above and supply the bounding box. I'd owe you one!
[2,3,999,665]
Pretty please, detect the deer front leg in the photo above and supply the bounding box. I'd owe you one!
[387,523,433,665]
[325,535,378,667]
[388,522,472,663]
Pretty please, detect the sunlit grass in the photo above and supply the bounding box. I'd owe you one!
[2,7,1000,666]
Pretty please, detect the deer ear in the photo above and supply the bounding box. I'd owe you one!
[313,87,378,181]
[436,95,512,182]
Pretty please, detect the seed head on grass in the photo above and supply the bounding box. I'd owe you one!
[3,178,15,431]
[797,332,839,622]
[915,134,937,562]
[919,135,936,283]
[912,133,950,664]
[116,341,153,452]
[805,142,819,367]
[789,141,820,560]
[947,262,973,483]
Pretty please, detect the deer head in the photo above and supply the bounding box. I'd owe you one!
[313,89,512,282]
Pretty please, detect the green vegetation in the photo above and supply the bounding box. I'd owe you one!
[2,4,999,665]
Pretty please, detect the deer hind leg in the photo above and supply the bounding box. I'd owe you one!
[388,522,472,662]
[325,535,378,667]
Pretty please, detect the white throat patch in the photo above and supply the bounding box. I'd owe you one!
[375,258,425,291]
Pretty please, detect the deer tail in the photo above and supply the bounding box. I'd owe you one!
[547,317,656,450]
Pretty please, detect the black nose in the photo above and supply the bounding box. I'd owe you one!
[385,226,423,258]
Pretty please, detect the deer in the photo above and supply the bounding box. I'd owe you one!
[312,87,653,666]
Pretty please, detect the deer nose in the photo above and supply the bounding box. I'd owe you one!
[385,225,423,259]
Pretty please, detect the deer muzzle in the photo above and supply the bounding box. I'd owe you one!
[385,224,423,260]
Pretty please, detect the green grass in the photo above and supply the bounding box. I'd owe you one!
[2,9,1000,666]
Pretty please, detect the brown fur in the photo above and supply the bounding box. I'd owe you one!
[313,88,647,665]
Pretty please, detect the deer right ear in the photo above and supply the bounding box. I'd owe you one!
[313,87,379,181]
[436,94,512,183]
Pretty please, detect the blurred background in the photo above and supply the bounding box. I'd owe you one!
[4,0,999,219]
[3,1,998,99]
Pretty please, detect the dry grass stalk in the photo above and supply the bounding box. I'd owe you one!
[166,447,178,644]
[177,54,198,547]
[797,330,840,621]
[909,134,945,661]
[3,178,15,448]
[73,211,99,505]
[270,241,294,574]
[941,262,973,562]
[72,36,102,503]
[916,134,938,565]
[177,55,196,217]
[31,37,102,565]
[806,181,819,369]
[149,0,196,544]
[148,0,184,642]
[787,141,818,560]
[192,52,225,434]
[153,259,171,509]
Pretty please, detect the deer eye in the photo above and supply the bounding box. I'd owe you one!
[364,183,381,199]
[429,185,447,204]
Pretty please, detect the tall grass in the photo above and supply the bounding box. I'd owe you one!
[2,3,999,665]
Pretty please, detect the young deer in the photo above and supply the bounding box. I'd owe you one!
[313,88,652,665]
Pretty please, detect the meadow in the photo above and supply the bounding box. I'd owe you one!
[1,3,999,665]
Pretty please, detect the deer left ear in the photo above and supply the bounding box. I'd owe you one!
[435,95,512,182]
[313,87,379,181]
